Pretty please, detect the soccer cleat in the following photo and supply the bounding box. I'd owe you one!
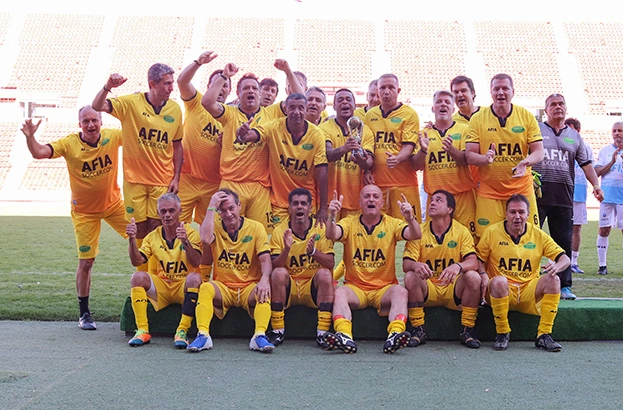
[570,264,584,274]
[187,333,213,352]
[492,333,510,351]
[407,325,427,347]
[128,330,151,347]
[322,332,357,353]
[78,312,97,330]
[560,287,577,300]
[383,331,410,354]
[316,333,333,350]
[266,330,285,346]
[535,334,562,352]
[597,266,608,275]
[459,326,481,349]
[173,329,189,349]
[249,334,275,353]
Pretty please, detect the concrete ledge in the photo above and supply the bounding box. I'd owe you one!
[119,297,623,341]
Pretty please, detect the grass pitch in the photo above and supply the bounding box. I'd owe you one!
[1,216,622,322]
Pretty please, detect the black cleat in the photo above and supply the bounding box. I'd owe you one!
[597,266,608,275]
[459,326,481,349]
[322,332,357,353]
[266,330,284,346]
[492,333,510,351]
[407,325,427,347]
[535,334,562,352]
[383,331,410,354]
[316,334,333,350]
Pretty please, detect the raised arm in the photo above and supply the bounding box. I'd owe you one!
[201,63,238,118]
[92,74,127,113]
[21,119,52,159]
[326,191,344,240]
[178,51,218,100]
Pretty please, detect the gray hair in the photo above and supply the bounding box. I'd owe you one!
[158,192,181,208]
[148,63,174,84]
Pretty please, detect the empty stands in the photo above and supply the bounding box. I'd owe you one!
[6,14,104,108]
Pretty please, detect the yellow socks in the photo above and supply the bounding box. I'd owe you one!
[537,293,560,337]
[195,283,215,334]
[490,295,511,334]
[387,314,407,334]
[461,306,478,328]
[254,301,271,335]
[130,286,149,332]
[334,316,353,338]
[408,307,425,327]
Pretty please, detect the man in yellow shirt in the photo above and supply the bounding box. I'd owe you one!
[126,193,203,349]
[21,106,126,331]
[477,194,568,352]
[188,189,274,353]
[465,73,544,238]
[322,185,422,353]
[92,63,184,271]
[267,188,335,348]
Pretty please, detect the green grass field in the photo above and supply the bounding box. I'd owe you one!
[1,216,622,322]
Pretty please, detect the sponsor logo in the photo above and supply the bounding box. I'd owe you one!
[377,231,386,238]
[163,115,175,123]
[390,118,402,124]
[447,240,457,248]
[241,235,253,243]
[126,207,134,213]
[523,242,536,249]
[313,234,321,241]
[301,143,314,151]
[101,138,110,146]
[563,137,575,144]
[478,218,489,226]
[79,245,91,252]
[511,126,525,133]
[450,133,461,140]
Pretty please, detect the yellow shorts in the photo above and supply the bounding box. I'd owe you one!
[424,280,460,311]
[474,193,538,237]
[123,181,168,222]
[380,186,422,222]
[71,200,127,259]
[285,276,318,309]
[220,180,271,230]
[179,173,220,224]
[270,206,290,230]
[147,274,186,312]
[485,277,541,316]
[211,281,257,319]
[344,283,393,315]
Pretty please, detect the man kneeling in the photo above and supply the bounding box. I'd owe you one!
[322,185,421,353]
[188,189,274,353]
[403,190,483,349]
[267,188,335,348]
[127,193,203,348]
[478,194,568,352]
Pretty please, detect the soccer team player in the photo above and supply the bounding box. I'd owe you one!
[29,48,605,354]
[267,188,335,348]
[21,106,127,330]
[126,193,203,347]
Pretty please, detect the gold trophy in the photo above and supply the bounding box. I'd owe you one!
[347,116,364,156]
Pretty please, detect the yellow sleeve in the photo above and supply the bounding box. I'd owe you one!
[255,223,270,255]
[187,226,202,252]
[139,232,155,260]
[48,134,71,159]
[401,109,420,145]
[270,225,285,257]
[361,125,375,153]
[403,239,421,261]
[459,225,476,259]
